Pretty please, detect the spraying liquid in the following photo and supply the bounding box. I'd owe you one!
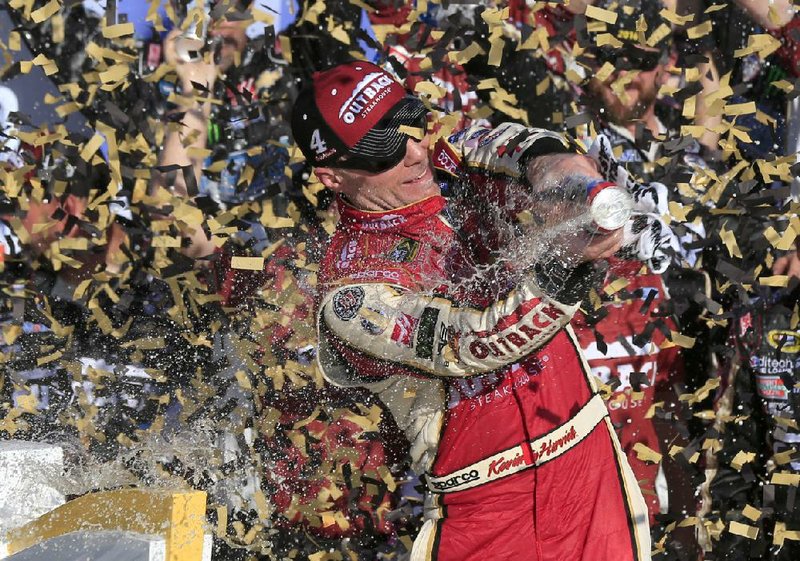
[424,174,634,302]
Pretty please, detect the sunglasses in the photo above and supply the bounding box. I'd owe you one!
[332,111,430,174]
[589,45,664,72]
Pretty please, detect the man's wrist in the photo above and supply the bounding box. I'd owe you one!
[533,259,599,304]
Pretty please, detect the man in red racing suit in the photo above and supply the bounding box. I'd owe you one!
[291,61,651,560]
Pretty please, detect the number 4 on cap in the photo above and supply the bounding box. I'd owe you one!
[310,129,327,155]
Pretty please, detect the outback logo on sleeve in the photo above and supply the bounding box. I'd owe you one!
[387,238,420,263]
[467,303,565,360]
[331,287,365,321]
[339,72,396,124]
[767,330,800,353]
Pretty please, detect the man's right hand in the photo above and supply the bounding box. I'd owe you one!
[581,228,624,262]
[553,227,624,267]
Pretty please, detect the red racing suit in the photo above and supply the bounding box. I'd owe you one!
[316,123,651,560]
[573,258,683,524]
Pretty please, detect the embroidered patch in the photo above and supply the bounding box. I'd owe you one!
[387,238,420,263]
[332,287,365,321]
[391,313,419,347]
[360,307,389,335]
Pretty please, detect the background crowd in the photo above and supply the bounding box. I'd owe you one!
[1,0,799,560]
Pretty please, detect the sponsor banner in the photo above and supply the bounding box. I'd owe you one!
[750,355,800,375]
[426,394,608,493]
[756,375,789,401]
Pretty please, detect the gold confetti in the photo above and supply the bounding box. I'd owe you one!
[102,23,136,39]
[585,5,618,24]
[30,0,60,23]
[729,521,759,540]
[230,256,266,271]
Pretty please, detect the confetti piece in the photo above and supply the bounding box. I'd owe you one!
[231,256,266,271]
[774,448,797,466]
[771,472,800,486]
[759,275,789,287]
[79,134,106,162]
[734,34,782,59]
[633,442,662,463]
[669,331,696,348]
[742,505,762,522]
[659,8,694,25]
[774,522,800,546]
[729,521,759,540]
[448,41,484,65]
[724,102,756,116]
[585,5,618,24]
[102,23,135,39]
[686,21,713,40]
[30,0,59,23]
[731,450,756,470]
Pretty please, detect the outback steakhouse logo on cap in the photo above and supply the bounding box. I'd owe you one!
[339,72,396,124]
[291,61,427,167]
[313,63,406,147]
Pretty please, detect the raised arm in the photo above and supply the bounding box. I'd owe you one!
[319,226,622,378]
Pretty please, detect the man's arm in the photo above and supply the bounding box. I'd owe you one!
[441,122,572,181]
[733,0,795,29]
[320,228,621,378]
[152,30,218,258]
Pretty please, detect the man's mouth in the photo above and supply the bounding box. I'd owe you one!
[405,167,431,185]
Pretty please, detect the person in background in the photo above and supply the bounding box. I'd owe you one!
[560,3,707,557]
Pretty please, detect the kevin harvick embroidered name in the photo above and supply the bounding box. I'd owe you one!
[426,393,609,493]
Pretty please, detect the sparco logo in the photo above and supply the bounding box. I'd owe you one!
[339,72,395,124]
[431,469,480,490]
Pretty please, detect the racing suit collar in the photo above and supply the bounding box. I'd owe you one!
[336,195,447,234]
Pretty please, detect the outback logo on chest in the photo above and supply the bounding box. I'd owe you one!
[339,72,395,124]
[361,214,406,232]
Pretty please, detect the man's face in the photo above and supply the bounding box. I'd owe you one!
[330,134,439,209]
[586,45,666,125]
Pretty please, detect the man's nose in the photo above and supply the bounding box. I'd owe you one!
[405,134,431,164]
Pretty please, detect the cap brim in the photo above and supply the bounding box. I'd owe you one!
[348,97,428,161]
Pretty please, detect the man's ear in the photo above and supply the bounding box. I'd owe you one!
[315,167,344,192]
